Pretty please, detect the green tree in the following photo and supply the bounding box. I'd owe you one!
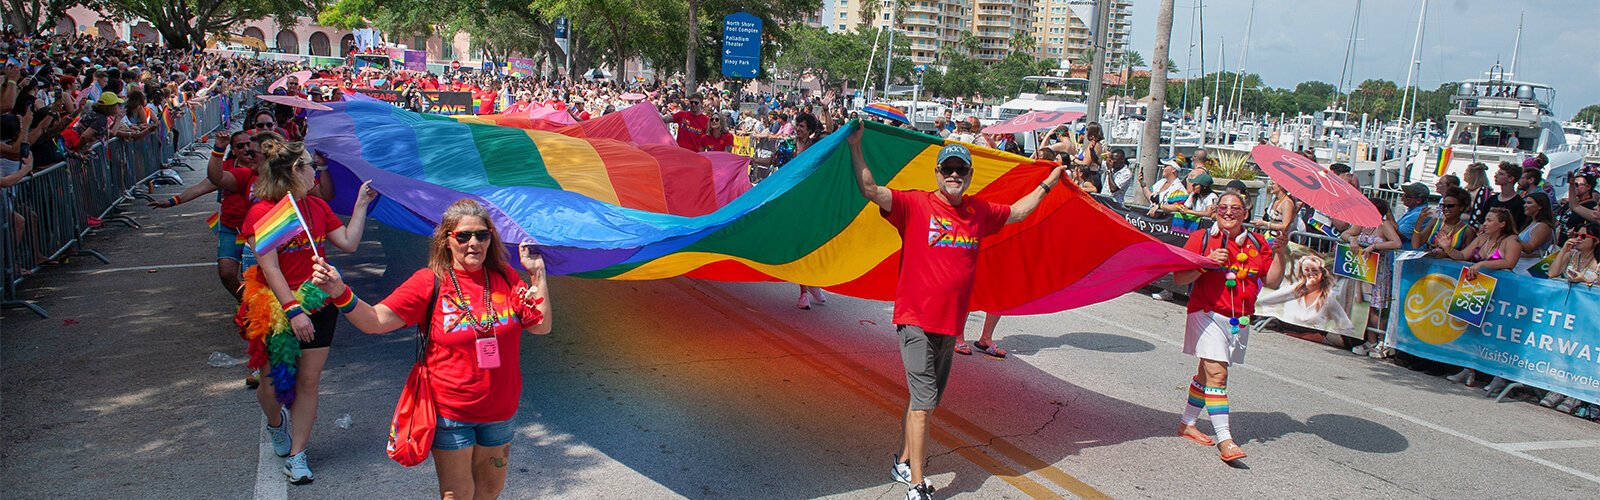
[3,0,78,35]
[1120,50,1144,71]
[94,0,309,50]
[1574,104,1600,127]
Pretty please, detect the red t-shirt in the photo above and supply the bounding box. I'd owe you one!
[240,196,342,288]
[700,132,734,152]
[1182,229,1276,317]
[218,163,256,229]
[380,267,532,422]
[882,190,1011,336]
[672,111,709,150]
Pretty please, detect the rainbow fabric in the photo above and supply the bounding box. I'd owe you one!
[308,107,1212,315]
[251,196,310,255]
[206,212,221,233]
[456,102,675,146]
[1435,147,1453,177]
[863,103,909,124]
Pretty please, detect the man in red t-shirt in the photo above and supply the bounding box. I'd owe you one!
[848,126,1066,499]
[666,93,709,151]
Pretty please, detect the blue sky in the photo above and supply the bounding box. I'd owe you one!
[1126,0,1600,119]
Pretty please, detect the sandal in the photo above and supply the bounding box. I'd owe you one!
[973,341,1008,358]
[1178,426,1215,446]
[1218,441,1247,462]
[954,342,972,356]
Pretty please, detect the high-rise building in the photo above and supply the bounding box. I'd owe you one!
[833,0,973,65]
[972,0,1036,64]
[1032,0,1131,67]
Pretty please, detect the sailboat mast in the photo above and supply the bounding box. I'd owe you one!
[1399,0,1426,126]
[1509,12,1523,76]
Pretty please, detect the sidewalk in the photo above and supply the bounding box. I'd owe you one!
[0,154,266,496]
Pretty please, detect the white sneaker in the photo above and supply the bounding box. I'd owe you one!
[283,450,313,485]
[1556,397,1581,414]
[1351,343,1370,356]
[1151,290,1173,301]
[810,287,827,304]
[796,292,811,310]
[1484,377,1509,395]
[1541,392,1565,408]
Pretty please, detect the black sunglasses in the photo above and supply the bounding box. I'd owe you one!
[450,230,492,243]
[938,164,972,177]
[1440,203,1460,209]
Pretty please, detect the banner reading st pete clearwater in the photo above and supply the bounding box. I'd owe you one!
[1394,254,1600,404]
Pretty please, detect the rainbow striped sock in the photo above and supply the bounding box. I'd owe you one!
[1181,378,1205,425]
[1205,385,1231,443]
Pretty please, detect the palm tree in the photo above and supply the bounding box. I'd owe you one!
[1139,0,1176,182]
[1073,48,1096,69]
[1121,50,1145,71]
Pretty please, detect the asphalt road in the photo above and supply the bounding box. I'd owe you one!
[4,161,1598,499]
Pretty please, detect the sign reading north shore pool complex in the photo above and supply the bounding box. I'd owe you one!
[721,12,762,78]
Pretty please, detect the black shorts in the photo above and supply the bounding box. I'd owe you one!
[300,306,338,349]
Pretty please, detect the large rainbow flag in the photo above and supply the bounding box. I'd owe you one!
[307,102,1211,315]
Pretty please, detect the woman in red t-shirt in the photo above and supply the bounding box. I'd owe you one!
[1169,192,1288,463]
[308,199,550,499]
[699,114,734,152]
[241,137,377,484]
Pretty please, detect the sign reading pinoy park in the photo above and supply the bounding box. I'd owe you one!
[721,12,762,78]
[1394,254,1600,404]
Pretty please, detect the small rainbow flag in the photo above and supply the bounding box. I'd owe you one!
[205,212,220,233]
[251,196,316,257]
[1435,147,1453,177]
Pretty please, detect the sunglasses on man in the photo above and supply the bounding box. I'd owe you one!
[938,164,971,177]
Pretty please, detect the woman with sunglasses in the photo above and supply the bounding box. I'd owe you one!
[309,199,551,499]
[1558,173,1597,241]
[700,113,734,153]
[1415,187,1477,255]
[1170,192,1289,463]
[1537,222,1600,412]
[240,136,376,485]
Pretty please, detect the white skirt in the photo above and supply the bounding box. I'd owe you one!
[1184,311,1249,365]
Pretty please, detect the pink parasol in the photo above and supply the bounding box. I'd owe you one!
[980,111,1086,135]
[258,94,333,111]
[1249,144,1381,227]
[268,70,314,93]
[620,92,647,101]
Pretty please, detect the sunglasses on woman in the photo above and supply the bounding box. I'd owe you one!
[450,230,492,243]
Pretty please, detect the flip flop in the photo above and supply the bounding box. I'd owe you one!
[954,342,972,355]
[973,341,1008,358]
[1179,429,1215,446]
[1218,442,1247,462]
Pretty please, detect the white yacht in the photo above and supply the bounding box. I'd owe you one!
[1406,72,1586,197]
[991,76,1091,123]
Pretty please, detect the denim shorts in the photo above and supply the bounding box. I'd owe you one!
[433,416,515,451]
[216,226,257,267]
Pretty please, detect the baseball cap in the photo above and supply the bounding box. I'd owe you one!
[1192,172,1214,187]
[1162,158,1182,170]
[937,144,972,167]
[1402,182,1430,198]
[1225,179,1248,192]
[96,92,125,106]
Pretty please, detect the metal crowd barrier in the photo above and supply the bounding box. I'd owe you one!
[3,88,258,318]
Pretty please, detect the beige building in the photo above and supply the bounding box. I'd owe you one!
[1033,0,1131,66]
[972,0,1035,64]
[830,0,976,65]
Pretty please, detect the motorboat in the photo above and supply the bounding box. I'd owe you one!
[1405,68,1587,198]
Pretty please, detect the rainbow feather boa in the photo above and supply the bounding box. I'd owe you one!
[238,266,331,407]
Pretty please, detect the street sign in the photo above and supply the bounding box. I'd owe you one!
[554,16,570,55]
[721,12,762,78]
[450,60,461,70]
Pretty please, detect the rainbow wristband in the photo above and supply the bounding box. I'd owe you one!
[166,196,181,207]
[284,304,304,320]
[333,288,357,314]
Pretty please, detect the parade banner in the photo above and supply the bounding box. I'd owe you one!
[354,89,475,115]
[507,57,536,78]
[1256,241,1372,338]
[1089,196,1201,248]
[731,134,755,157]
[1394,254,1600,404]
[403,50,427,72]
[1333,244,1379,284]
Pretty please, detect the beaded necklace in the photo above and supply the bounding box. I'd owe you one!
[448,268,496,335]
[1214,227,1264,334]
